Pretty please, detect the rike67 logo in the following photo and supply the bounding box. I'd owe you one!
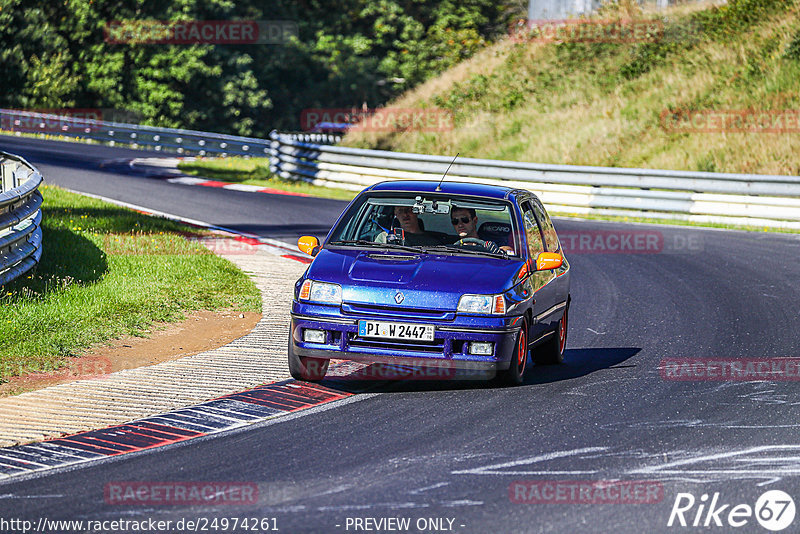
[668,490,796,531]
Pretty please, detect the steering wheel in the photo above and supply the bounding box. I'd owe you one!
[455,237,497,252]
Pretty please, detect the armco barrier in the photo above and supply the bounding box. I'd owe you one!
[269,131,800,229]
[0,108,340,157]
[5,108,798,229]
[0,152,43,286]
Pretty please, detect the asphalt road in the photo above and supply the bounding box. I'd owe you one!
[3,135,800,533]
[0,134,346,243]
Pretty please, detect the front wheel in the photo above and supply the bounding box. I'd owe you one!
[288,336,329,381]
[499,320,528,386]
[533,305,568,365]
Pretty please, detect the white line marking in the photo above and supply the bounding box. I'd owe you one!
[409,482,449,494]
[632,445,800,472]
[451,446,608,475]
[0,494,65,499]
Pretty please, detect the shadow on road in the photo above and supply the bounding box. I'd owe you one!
[316,346,641,394]
[526,346,641,385]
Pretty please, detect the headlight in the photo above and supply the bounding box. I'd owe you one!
[299,280,342,305]
[457,294,506,315]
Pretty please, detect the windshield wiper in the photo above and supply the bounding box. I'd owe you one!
[329,240,428,254]
[425,244,509,259]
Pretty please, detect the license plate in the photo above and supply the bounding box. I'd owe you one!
[358,320,435,341]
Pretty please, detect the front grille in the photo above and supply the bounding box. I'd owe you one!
[342,302,451,320]
[347,333,445,354]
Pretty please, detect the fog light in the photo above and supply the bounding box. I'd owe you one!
[303,329,326,343]
[469,342,493,356]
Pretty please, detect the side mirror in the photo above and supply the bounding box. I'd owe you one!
[298,236,321,257]
[535,252,563,271]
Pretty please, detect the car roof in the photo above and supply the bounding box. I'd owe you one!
[366,180,522,200]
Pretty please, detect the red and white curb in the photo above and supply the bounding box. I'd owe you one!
[165,176,311,197]
[124,158,311,198]
[0,381,352,481]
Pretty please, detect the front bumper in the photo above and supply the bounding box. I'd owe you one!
[290,302,523,372]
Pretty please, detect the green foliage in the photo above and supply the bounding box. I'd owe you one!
[691,0,796,40]
[619,0,797,80]
[0,0,514,136]
[353,0,800,177]
[433,65,533,122]
[785,29,800,60]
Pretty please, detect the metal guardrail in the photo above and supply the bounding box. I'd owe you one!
[0,152,43,286]
[269,131,800,229]
[0,108,275,157]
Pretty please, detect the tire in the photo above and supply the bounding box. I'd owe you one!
[288,336,329,381]
[533,304,568,365]
[499,320,528,386]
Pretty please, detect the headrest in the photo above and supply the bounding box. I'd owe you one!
[478,222,511,237]
[478,222,512,246]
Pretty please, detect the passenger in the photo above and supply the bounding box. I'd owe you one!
[450,207,510,254]
[376,205,444,246]
[393,206,424,235]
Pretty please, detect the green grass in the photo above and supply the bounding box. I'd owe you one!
[178,157,357,201]
[0,186,261,382]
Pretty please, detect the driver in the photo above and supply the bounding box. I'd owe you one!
[450,207,509,254]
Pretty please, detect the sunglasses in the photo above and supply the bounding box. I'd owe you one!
[451,216,472,225]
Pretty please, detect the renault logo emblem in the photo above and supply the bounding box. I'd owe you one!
[394,292,405,304]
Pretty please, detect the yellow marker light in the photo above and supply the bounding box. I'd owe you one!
[299,279,312,300]
[492,295,506,314]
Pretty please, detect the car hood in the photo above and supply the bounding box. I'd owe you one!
[307,248,522,310]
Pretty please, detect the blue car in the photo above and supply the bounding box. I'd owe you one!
[289,180,570,385]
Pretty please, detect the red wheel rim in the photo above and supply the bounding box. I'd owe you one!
[558,309,567,354]
[518,325,527,371]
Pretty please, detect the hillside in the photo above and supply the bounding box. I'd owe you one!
[343,0,800,176]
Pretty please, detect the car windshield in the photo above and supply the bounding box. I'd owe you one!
[327,193,520,257]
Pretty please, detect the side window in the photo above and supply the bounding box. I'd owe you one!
[521,201,545,258]
[532,200,560,252]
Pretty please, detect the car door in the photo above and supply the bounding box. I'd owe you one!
[529,198,569,335]
[520,199,553,342]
